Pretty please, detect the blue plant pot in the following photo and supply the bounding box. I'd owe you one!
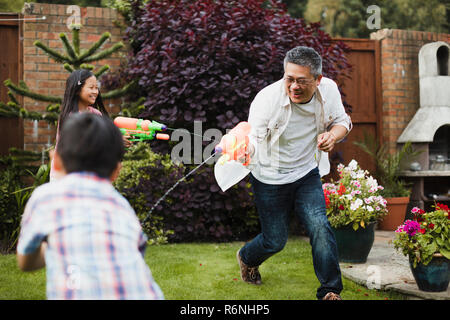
[331,222,375,263]
[409,255,450,292]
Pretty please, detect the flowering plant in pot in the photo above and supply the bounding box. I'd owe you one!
[393,203,450,291]
[393,203,450,267]
[323,160,388,263]
[323,159,388,231]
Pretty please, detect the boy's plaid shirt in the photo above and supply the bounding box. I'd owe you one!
[17,172,164,300]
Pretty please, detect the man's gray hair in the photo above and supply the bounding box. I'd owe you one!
[283,46,322,78]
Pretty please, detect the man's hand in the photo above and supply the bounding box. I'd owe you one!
[237,142,255,165]
[317,131,337,153]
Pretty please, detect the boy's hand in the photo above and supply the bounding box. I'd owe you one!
[17,242,47,272]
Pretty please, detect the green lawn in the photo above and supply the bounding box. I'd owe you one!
[0,237,404,300]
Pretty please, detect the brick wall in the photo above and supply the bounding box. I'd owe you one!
[21,3,126,153]
[370,29,450,154]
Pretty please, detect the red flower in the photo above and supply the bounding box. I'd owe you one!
[338,184,346,196]
[428,223,434,229]
[339,205,345,210]
[419,228,426,234]
[436,203,450,213]
[324,195,330,208]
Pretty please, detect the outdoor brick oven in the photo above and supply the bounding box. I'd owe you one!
[397,41,450,210]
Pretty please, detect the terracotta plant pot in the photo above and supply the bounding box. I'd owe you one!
[378,197,410,231]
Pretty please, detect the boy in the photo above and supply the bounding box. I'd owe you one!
[17,113,164,300]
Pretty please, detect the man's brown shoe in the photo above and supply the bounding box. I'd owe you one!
[236,249,262,285]
[322,292,342,300]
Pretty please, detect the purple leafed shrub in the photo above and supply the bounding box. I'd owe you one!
[123,0,350,129]
[112,0,351,242]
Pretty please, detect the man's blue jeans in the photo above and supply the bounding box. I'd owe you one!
[239,167,343,299]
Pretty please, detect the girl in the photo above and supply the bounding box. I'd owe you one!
[50,69,108,181]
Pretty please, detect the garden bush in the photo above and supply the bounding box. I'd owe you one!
[107,0,351,242]
[0,164,21,253]
[122,0,350,130]
[0,151,49,253]
[114,143,259,243]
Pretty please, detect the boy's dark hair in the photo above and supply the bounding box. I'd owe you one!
[57,113,124,178]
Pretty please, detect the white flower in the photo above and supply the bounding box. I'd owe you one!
[356,170,365,179]
[350,198,363,211]
[348,159,358,171]
[366,205,374,212]
[366,176,378,189]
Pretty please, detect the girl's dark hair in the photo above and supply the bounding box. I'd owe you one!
[58,113,124,178]
[58,69,108,131]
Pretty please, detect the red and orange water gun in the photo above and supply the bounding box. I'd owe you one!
[214,122,252,166]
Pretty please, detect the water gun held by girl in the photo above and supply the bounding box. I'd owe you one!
[113,116,170,142]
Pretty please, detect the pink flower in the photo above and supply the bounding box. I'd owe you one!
[403,220,421,237]
[352,181,361,188]
[411,207,421,214]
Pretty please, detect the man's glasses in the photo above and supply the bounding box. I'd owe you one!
[284,76,316,87]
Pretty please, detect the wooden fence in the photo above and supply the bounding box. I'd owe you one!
[0,13,23,156]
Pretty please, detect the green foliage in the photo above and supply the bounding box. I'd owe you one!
[393,204,450,267]
[0,0,25,12]
[103,0,137,22]
[353,133,420,198]
[0,150,50,254]
[304,0,448,38]
[282,0,309,18]
[0,165,21,253]
[113,142,175,245]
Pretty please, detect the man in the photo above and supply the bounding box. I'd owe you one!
[236,46,352,300]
